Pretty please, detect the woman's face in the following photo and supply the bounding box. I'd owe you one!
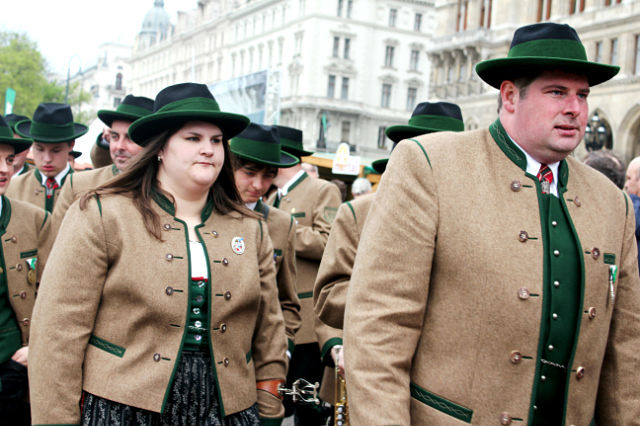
[158,121,224,195]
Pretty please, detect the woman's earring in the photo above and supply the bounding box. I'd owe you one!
[157,155,162,162]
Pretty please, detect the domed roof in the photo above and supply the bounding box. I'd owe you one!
[140,0,171,36]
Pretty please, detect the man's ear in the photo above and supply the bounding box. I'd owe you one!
[500,80,519,114]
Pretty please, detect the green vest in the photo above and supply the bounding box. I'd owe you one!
[0,201,22,363]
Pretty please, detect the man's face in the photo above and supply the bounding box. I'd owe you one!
[0,145,15,195]
[624,158,640,196]
[32,141,74,178]
[109,120,143,171]
[506,70,590,165]
[234,163,278,204]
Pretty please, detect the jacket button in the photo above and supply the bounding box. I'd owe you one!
[222,258,229,266]
[518,231,529,242]
[0,267,3,274]
[224,291,232,300]
[22,318,30,326]
[16,264,23,272]
[10,235,17,243]
[591,248,600,260]
[588,307,596,319]
[163,223,172,230]
[20,291,27,299]
[220,323,227,333]
[576,366,585,380]
[510,181,521,192]
[165,286,174,295]
[153,353,161,362]
[223,357,230,367]
[518,288,530,300]
[510,351,522,364]
[165,253,173,261]
[553,250,560,257]
[500,412,512,425]
[551,220,558,227]
[212,230,219,238]
[574,196,581,207]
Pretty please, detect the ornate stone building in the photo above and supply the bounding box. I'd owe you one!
[428,0,640,160]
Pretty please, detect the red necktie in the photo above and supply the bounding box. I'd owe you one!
[45,177,58,198]
[537,164,553,194]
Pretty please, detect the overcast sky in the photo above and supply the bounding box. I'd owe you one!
[1,0,197,76]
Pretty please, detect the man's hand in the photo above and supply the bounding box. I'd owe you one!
[12,346,28,367]
[331,345,345,378]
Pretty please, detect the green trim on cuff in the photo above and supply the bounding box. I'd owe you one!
[88,335,126,358]
[320,337,343,364]
[410,382,473,423]
[259,417,283,426]
[287,338,295,354]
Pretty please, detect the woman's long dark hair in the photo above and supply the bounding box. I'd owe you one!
[80,123,258,240]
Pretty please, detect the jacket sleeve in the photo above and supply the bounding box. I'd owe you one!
[35,209,51,283]
[277,215,301,351]
[29,198,109,425]
[595,191,640,424]
[294,182,341,261]
[343,140,438,425]
[253,220,288,420]
[314,201,358,329]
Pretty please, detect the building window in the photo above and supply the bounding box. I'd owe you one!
[480,0,492,28]
[595,41,602,63]
[384,45,395,68]
[337,0,343,16]
[341,121,351,143]
[457,0,468,31]
[406,87,417,112]
[344,38,351,59]
[389,9,397,27]
[346,0,353,18]
[333,36,340,57]
[381,83,392,108]
[569,0,584,13]
[113,97,122,107]
[327,75,336,98]
[115,73,123,91]
[414,13,422,31]
[537,0,552,21]
[341,77,349,100]
[610,38,618,65]
[377,126,388,149]
[635,35,640,75]
[410,50,420,71]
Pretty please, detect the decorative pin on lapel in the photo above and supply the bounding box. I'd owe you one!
[231,237,245,255]
[608,265,617,307]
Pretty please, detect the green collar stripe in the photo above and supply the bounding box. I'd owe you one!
[30,121,76,139]
[157,97,220,113]
[0,196,11,231]
[111,164,120,176]
[151,188,214,222]
[408,115,464,132]
[116,104,153,116]
[231,137,281,162]
[287,171,308,193]
[509,39,586,61]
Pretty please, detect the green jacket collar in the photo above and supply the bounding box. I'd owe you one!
[151,188,214,222]
[33,166,73,188]
[0,196,10,234]
[489,119,569,189]
[285,170,308,195]
[254,198,270,220]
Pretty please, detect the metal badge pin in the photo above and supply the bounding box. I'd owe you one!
[231,237,245,255]
[608,265,617,306]
[540,180,551,194]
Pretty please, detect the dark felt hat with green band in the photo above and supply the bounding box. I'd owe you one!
[0,115,32,154]
[98,95,154,127]
[128,83,250,145]
[275,125,312,157]
[15,103,88,143]
[476,22,619,89]
[4,114,29,133]
[231,123,299,168]
[373,102,464,174]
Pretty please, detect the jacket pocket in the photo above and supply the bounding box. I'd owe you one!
[88,335,126,358]
[410,382,473,423]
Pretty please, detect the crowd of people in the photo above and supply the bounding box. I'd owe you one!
[0,21,639,426]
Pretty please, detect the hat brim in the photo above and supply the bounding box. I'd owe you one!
[128,111,250,146]
[97,111,144,127]
[15,120,88,143]
[385,126,438,144]
[371,158,388,174]
[0,137,33,154]
[232,149,300,168]
[281,145,313,158]
[476,57,620,89]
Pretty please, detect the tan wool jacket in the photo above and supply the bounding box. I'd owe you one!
[6,168,71,213]
[344,127,640,425]
[29,193,288,425]
[256,200,301,350]
[1,197,51,346]
[267,172,342,345]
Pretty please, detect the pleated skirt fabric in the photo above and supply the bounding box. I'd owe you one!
[81,351,260,426]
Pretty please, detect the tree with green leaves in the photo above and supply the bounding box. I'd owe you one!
[0,31,90,124]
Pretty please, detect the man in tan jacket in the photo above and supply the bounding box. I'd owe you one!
[267,125,342,425]
[344,22,640,425]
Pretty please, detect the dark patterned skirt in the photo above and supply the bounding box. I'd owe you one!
[82,351,260,426]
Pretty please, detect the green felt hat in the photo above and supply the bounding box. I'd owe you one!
[275,125,313,157]
[230,123,299,168]
[476,22,620,89]
[0,115,33,154]
[69,150,82,159]
[15,103,88,143]
[128,83,250,146]
[4,114,30,133]
[98,95,154,127]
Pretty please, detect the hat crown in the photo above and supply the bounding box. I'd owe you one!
[4,114,29,128]
[0,116,13,138]
[511,23,581,49]
[154,83,220,113]
[33,103,75,125]
[237,123,280,145]
[275,125,302,143]
[119,95,154,112]
[231,123,298,167]
[411,102,463,121]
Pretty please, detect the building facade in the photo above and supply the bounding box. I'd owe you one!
[428,0,640,161]
[129,0,436,159]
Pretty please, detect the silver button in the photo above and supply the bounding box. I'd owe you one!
[194,334,202,341]
[551,221,557,227]
[195,295,203,303]
[518,288,531,300]
[553,250,560,257]
[533,405,537,410]
[193,307,201,315]
[548,345,554,351]
[197,280,205,288]
[554,280,560,288]
[195,320,202,328]
[552,313,558,320]
[541,375,547,382]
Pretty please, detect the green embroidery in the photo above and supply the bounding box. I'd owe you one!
[410,382,473,423]
[323,207,337,223]
[604,253,616,265]
[20,249,37,259]
[88,335,126,358]
[291,212,306,218]
[298,291,313,299]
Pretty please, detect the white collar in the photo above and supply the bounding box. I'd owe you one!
[508,136,560,197]
[245,201,258,210]
[40,163,71,186]
[279,169,306,197]
[13,164,26,177]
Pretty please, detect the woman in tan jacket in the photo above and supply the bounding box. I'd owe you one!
[28,83,288,426]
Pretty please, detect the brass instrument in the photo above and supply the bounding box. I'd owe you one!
[334,354,348,425]
[278,378,320,405]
